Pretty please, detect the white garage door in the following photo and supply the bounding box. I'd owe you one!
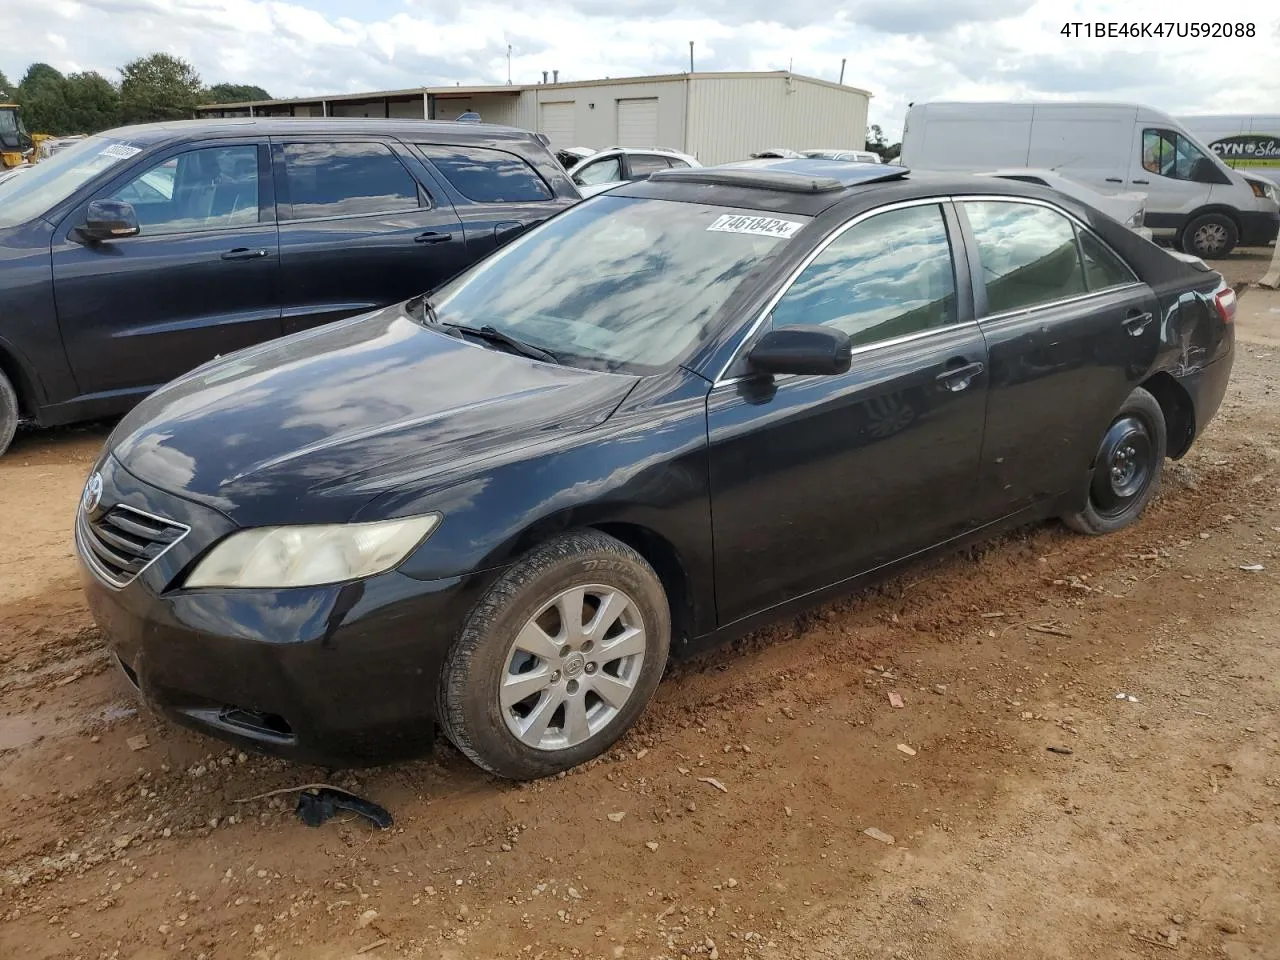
[616,98,659,147]
[540,101,576,147]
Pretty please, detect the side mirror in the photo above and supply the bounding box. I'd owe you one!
[747,325,852,377]
[1191,157,1222,184]
[78,199,140,243]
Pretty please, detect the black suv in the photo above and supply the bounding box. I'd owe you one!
[0,118,580,454]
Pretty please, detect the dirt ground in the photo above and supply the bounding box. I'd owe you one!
[2,251,1279,960]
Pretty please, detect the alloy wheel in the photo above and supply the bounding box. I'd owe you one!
[499,584,647,751]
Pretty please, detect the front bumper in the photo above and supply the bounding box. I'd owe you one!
[78,455,501,767]
[1238,210,1279,246]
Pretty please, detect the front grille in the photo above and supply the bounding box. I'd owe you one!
[77,504,190,588]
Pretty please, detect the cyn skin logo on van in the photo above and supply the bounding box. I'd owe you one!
[1209,134,1280,168]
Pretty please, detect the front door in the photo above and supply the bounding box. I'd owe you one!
[272,138,470,334]
[707,201,990,625]
[955,199,1162,517]
[52,140,280,398]
[1130,125,1213,241]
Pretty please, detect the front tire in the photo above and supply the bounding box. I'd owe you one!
[1063,386,1166,536]
[0,370,18,457]
[1180,213,1238,259]
[437,531,671,780]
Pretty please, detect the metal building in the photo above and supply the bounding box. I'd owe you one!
[196,72,873,164]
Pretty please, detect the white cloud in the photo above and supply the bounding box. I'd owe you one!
[1,0,1277,140]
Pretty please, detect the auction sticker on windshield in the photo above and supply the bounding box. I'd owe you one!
[99,143,142,160]
[707,214,803,238]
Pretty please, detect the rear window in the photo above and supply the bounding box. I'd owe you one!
[417,144,552,203]
[282,142,420,219]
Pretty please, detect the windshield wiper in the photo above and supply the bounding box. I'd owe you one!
[444,323,559,364]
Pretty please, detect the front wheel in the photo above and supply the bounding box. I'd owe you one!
[437,531,671,780]
[1063,387,1166,536]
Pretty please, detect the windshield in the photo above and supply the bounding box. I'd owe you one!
[428,195,806,373]
[0,135,143,228]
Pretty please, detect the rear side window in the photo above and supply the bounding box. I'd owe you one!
[1078,229,1136,290]
[282,142,420,219]
[771,203,957,347]
[627,154,671,178]
[962,201,1086,315]
[416,145,552,203]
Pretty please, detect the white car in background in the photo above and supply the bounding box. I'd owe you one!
[803,148,883,164]
[976,168,1152,239]
[568,146,701,198]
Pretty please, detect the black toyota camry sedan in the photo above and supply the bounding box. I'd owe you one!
[76,160,1235,778]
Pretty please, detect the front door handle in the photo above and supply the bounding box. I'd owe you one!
[936,360,985,392]
[221,247,268,261]
[1132,179,1150,185]
[1123,311,1154,337]
[414,231,454,244]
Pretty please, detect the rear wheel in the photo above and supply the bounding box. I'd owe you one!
[1063,387,1166,536]
[1180,213,1238,259]
[0,370,18,457]
[437,531,670,780]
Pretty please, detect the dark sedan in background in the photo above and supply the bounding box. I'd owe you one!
[76,160,1234,779]
[0,117,579,455]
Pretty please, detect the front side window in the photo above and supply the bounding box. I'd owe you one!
[417,144,552,203]
[574,156,621,186]
[963,201,1086,315]
[771,204,956,348]
[427,195,804,372]
[282,142,419,219]
[109,145,260,235]
[1142,128,1215,182]
[627,155,671,178]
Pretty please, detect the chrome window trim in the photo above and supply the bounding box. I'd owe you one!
[976,281,1146,325]
[75,504,191,591]
[711,195,948,386]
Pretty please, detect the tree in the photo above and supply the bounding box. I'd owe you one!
[119,53,203,123]
[17,63,73,135]
[63,72,120,134]
[0,70,13,100]
[205,82,271,104]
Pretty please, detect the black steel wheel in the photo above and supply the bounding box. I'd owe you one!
[1063,387,1166,535]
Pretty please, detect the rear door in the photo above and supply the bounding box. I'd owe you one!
[272,137,469,334]
[413,143,569,260]
[956,198,1161,519]
[707,200,989,624]
[52,139,280,397]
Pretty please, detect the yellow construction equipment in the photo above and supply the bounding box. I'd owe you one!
[1,103,34,168]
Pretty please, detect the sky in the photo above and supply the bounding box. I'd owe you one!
[3,0,1278,139]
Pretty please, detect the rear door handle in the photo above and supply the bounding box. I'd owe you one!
[1123,311,1154,336]
[1105,177,1123,183]
[936,360,985,392]
[414,231,454,244]
[221,247,268,261]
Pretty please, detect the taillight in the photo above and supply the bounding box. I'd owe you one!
[1214,286,1236,325]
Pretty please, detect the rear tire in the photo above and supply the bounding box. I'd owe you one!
[437,531,671,780]
[0,370,18,457]
[1062,387,1166,536]
[1180,213,1238,259]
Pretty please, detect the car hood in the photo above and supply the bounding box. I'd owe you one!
[109,305,639,525]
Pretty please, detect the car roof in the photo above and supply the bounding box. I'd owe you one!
[85,117,546,148]
[617,158,1093,217]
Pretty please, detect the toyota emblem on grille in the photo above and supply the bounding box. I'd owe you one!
[82,472,104,514]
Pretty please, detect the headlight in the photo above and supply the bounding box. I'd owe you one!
[1126,203,1146,228]
[185,514,441,588]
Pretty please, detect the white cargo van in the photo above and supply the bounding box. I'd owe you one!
[1179,115,1280,186]
[900,102,1279,258]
